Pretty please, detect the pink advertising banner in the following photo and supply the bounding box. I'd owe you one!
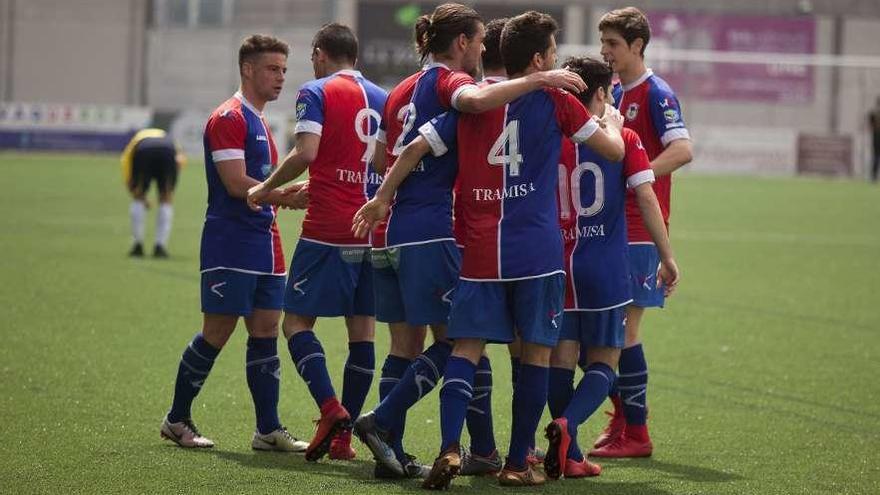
[648,12,816,103]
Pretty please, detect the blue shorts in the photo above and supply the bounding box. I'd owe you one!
[448,273,565,347]
[284,239,374,317]
[628,243,665,308]
[372,241,461,325]
[201,269,285,316]
[560,307,627,348]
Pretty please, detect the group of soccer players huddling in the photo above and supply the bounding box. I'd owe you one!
[159,3,692,489]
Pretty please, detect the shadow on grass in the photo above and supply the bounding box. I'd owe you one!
[462,475,676,495]
[600,457,742,483]
[204,450,425,488]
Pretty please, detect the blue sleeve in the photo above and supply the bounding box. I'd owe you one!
[367,84,388,143]
[294,83,325,135]
[647,82,690,147]
[418,111,458,157]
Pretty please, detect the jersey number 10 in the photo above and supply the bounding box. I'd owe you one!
[558,161,605,221]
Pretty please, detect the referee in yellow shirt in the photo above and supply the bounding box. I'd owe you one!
[121,128,186,257]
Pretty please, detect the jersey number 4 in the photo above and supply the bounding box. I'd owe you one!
[487,119,523,176]
[558,161,605,220]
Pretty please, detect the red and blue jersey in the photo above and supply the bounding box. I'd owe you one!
[559,128,654,311]
[452,76,507,246]
[613,69,689,242]
[294,69,387,246]
[372,62,478,249]
[201,92,285,275]
[422,88,599,281]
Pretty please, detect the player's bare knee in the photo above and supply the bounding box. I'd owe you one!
[585,346,621,369]
[345,315,375,342]
[281,313,316,339]
[429,323,448,343]
[388,322,425,359]
[245,309,281,339]
[202,314,238,348]
[624,305,645,347]
[507,338,522,358]
[520,342,553,367]
[550,340,580,369]
[451,338,484,365]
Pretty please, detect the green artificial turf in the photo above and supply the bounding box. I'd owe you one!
[0,152,878,494]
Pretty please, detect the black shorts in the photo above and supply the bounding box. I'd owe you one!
[129,137,178,195]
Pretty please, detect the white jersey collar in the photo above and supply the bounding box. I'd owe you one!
[621,68,654,92]
[234,91,263,116]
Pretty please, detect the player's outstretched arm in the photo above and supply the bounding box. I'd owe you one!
[633,183,680,296]
[457,69,587,114]
[247,133,320,210]
[351,137,432,238]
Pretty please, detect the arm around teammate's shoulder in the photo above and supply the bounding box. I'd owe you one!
[455,69,587,114]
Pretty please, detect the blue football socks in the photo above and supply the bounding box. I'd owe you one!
[287,330,336,408]
[465,356,496,456]
[341,341,374,421]
[168,333,220,423]
[245,336,282,434]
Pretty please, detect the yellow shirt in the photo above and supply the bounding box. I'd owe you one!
[120,129,187,184]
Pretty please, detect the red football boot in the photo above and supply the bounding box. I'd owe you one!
[564,457,602,478]
[305,398,351,462]
[543,418,571,480]
[329,429,356,460]
[589,425,652,458]
[592,397,625,449]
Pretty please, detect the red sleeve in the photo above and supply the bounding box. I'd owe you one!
[205,109,246,162]
[622,128,654,187]
[552,90,597,142]
[437,70,477,110]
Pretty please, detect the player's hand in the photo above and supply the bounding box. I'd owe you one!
[657,257,680,297]
[351,197,390,239]
[602,104,624,132]
[278,183,309,210]
[538,69,587,93]
[247,183,269,211]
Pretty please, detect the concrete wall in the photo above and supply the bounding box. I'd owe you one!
[0,0,146,105]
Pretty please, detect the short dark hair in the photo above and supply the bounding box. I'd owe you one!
[312,23,358,64]
[239,34,289,72]
[563,56,613,107]
[414,3,482,63]
[598,7,651,57]
[482,18,507,72]
[500,11,558,75]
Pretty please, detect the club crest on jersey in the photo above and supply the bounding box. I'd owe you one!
[626,103,639,121]
[663,108,680,123]
[261,163,272,178]
[296,102,307,120]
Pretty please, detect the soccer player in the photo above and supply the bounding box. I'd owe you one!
[352,2,587,479]
[159,35,309,452]
[247,23,386,463]
[355,11,625,488]
[542,56,680,480]
[590,7,694,458]
[120,127,185,258]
